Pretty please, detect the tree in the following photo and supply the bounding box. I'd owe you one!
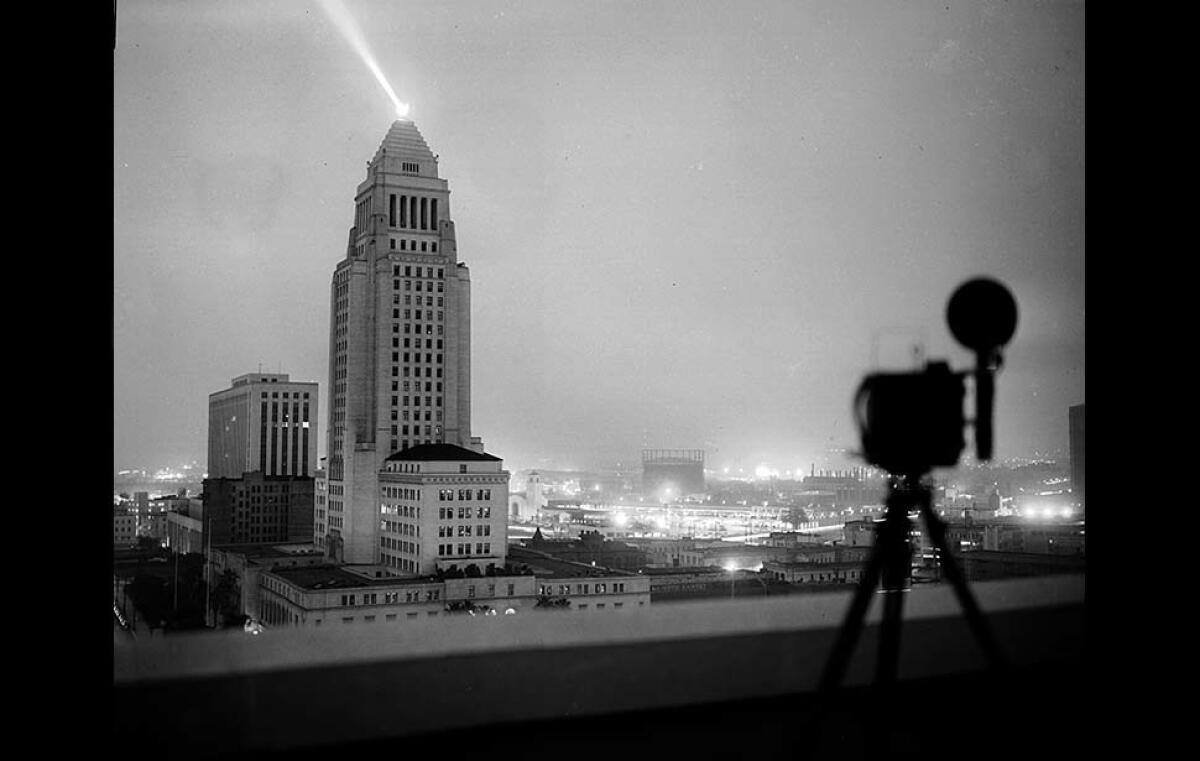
[534,595,571,609]
[784,505,810,529]
[211,569,241,627]
[464,563,482,578]
[127,574,169,631]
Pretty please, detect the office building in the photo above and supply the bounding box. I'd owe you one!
[323,119,488,564]
[207,373,318,479]
[203,372,319,551]
[114,509,138,547]
[375,442,509,574]
[202,471,316,546]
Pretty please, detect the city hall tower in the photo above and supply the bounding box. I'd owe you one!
[321,120,484,564]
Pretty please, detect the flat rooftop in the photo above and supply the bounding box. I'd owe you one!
[270,565,441,591]
[636,566,726,576]
[211,543,323,560]
[765,560,866,571]
[508,546,631,578]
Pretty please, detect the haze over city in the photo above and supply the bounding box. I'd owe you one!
[114,0,1084,477]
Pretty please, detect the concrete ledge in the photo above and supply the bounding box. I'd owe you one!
[114,574,1084,757]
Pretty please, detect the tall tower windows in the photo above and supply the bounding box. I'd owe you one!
[420,198,428,230]
[400,195,407,227]
[431,199,438,228]
[389,195,397,227]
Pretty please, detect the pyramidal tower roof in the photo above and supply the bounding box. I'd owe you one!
[372,119,437,165]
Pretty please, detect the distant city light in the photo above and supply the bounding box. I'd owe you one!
[723,561,737,572]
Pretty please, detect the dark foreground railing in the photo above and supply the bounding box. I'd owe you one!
[114,574,1085,758]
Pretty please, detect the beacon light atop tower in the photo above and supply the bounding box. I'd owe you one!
[316,0,411,122]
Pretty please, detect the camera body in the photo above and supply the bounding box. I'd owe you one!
[855,362,965,475]
[853,278,1018,477]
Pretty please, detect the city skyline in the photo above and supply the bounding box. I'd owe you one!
[114,1,1084,478]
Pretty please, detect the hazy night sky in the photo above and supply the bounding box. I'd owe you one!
[114,0,1084,477]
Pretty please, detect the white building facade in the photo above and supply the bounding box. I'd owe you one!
[325,120,485,565]
[376,443,509,576]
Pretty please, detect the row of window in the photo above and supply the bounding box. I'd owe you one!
[393,265,443,279]
[382,488,420,501]
[394,296,445,311]
[387,194,437,231]
[436,524,493,538]
[438,542,493,556]
[341,589,440,606]
[382,554,419,573]
[396,324,445,338]
[393,408,441,420]
[464,583,517,598]
[539,582,628,596]
[380,504,420,518]
[438,506,493,519]
[397,279,444,293]
[393,311,446,324]
[381,519,417,536]
[389,239,436,252]
[381,537,418,554]
[393,339,442,356]
[438,491,493,504]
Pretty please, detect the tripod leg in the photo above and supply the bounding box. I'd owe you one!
[875,587,905,684]
[920,503,1007,670]
[816,537,885,694]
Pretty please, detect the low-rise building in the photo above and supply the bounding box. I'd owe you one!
[166,511,204,554]
[209,543,327,622]
[958,550,1086,581]
[763,531,827,548]
[624,537,696,568]
[762,560,866,585]
[983,521,1085,555]
[255,554,650,628]
[522,528,647,570]
[676,542,792,571]
[114,510,138,547]
[202,471,315,547]
[253,544,652,629]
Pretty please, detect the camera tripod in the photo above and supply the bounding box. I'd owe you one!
[817,473,1007,693]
